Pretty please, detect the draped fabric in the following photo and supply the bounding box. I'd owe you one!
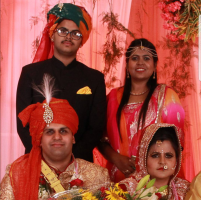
[0,0,200,181]
[104,84,185,182]
[185,171,201,200]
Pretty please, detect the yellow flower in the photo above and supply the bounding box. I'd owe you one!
[105,184,125,200]
[79,189,84,193]
[114,183,128,196]
[82,191,98,200]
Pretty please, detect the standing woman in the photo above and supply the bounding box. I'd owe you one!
[98,38,185,182]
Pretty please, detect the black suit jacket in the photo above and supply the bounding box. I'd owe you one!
[16,56,106,162]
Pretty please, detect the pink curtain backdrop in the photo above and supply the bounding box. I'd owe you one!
[1,0,201,182]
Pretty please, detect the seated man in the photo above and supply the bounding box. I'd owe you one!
[185,172,201,200]
[0,75,110,199]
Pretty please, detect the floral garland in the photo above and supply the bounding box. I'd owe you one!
[48,175,168,200]
[158,0,201,41]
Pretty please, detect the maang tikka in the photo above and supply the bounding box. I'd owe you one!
[126,40,158,59]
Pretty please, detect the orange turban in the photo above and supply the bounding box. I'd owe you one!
[19,97,79,147]
[10,98,79,200]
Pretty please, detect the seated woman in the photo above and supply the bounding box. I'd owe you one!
[185,172,201,200]
[120,123,190,199]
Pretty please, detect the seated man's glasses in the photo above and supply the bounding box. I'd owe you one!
[55,27,82,40]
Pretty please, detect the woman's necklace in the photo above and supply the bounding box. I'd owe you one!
[130,89,149,96]
[159,188,168,196]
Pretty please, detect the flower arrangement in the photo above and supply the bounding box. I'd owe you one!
[49,175,168,200]
[158,0,201,41]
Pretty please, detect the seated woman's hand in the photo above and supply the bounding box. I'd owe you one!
[112,154,136,177]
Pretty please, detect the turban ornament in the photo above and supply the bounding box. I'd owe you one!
[58,3,64,12]
[32,74,55,128]
[43,103,53,126]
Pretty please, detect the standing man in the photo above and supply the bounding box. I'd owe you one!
[16,3,106,162]
[1,79,110,199]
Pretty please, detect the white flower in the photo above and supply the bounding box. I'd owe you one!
[41,189,49,199]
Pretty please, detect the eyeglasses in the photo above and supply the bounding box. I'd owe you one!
[55,27,82,40]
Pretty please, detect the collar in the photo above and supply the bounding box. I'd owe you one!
[42,155,74,176]
[51,56,77,70]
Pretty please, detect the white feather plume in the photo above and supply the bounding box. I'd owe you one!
[32,74,57,105]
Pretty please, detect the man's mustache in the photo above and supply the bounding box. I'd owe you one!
[61,39,73,44]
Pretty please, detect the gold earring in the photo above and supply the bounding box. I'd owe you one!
[51,38,54,42]
[153,71,155,79]
[127,69,130,78]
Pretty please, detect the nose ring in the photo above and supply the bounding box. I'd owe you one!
[164,165,168,170]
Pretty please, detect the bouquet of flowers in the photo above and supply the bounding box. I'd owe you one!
[158,0,201,41]
[48,175,168,200]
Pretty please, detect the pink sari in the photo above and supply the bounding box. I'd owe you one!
[94,84,185,182]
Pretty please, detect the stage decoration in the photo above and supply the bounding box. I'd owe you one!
[30,0,51,57]
[158,0,201,42]
[157,38,195,99]
[48,175,168,200]
[100,11,135,88]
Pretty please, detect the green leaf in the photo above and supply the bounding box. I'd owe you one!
[192,16,199,25]
[125,193,133,200]
[157,185,168,192]
[178,28,187,36]
[191,3,200,16]
[180,9,188,17]
[136,175,150,191]
[185,26,190,39]
[146,178,156,189]
[147,192,152,197]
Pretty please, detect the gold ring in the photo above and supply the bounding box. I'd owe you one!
[124,170,130,174]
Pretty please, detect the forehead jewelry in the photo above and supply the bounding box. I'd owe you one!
[126,41,158,59]
[156,140,162,147]
[140,41,145,50]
